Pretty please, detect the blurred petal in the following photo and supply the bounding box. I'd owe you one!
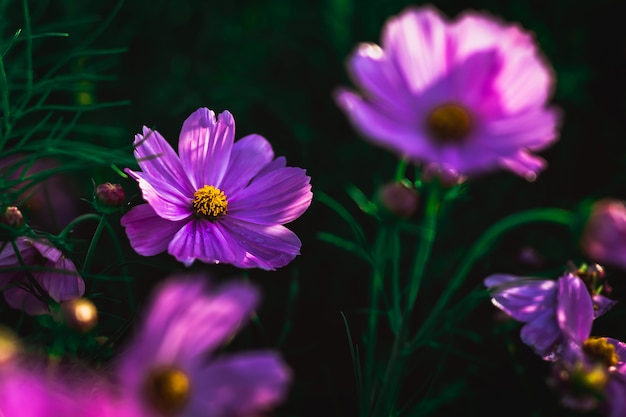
[190,352,291,417]
[520,308,560,359]
[484,274,557,322]
[556,274,593,344]
[38,257,84,302]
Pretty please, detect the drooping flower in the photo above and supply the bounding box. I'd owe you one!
[335,6,560,178]
[484,270,616,360]
[0,237,85,315]
[114,275,291,417]
[121,108,312,270]
[580,199,626,271]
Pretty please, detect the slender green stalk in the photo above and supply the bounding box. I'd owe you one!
[82,215,106,274]
[405,184,441,314]
[58,213,101,239]
[407,207,575,350]
[394,158,408,182]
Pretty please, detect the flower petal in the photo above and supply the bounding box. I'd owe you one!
[167,220,244,267]
[556,274,593,344]
[592,294,618,318]
[178,108,234,189]
[37,257,84,303]
[219,134,275,195]
[3,285,48,315]
[126,169,193,221]
[121,204,189,257]
[382,6,450,93]
[132,127,195,196]
[229,167,312,225]
[520,308,561,360]
[218,219,302,270]
[189,352,290,417]
[484,274,557,322]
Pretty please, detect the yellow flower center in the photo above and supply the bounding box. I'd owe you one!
[192,185,228,219]
[143,366,191,416]
[426,103,473,143]
[583,337,619,368]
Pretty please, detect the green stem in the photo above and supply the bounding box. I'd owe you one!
[407,207,574,350]
[82,215,106,274]
[58,213,102,240]
[394,159,408,182]
[405,184,441,314]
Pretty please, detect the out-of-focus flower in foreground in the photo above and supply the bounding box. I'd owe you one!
[484,271,616,360]
[121,107,312,270]
[580,199,626,271]
[115,276,291,417]
[335,5,560,179]
[379,181,419,218]
[0,237,85,315]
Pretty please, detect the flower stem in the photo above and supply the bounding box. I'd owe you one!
[407,207,574,350]
[82,214,106,274]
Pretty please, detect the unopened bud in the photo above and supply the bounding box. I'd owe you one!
[422,163,466,188]
[0,206,24,228]
[379,182,419,218]
[96,183,126,207]
[60,298,98,333]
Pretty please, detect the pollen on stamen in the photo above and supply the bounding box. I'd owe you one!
[192,185,228,219]
[583,337,619,368]
[426,103,473,143]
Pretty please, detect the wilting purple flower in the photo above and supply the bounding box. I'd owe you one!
[484,272,616,360]
[335,6,560,178]
[581,199,626,271]
[0,238,85,315]
[115,276,291,417]
[121,108,312,270]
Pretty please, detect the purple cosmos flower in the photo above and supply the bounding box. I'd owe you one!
[547,288,626,417]
[484,272,616,360]
[0,237,85,315]
[114,275,291,417]
[121,108,312,270]
[335,6,560,178]
[581,199,626,271]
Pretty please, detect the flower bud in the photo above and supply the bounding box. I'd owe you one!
[421,163,466,188]
[96,182,126,207]
[580,199,626,270]
[60,298,98,333]
[379,182,419,218]
[0,206,24,228]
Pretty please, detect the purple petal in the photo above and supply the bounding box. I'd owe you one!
[382,6,450,93]
[335,89,431,156]
[484,274,557,322]
[189,352,290,417]
[3,285,48,315]
[498,149,547,181]
[219,219,302,270]
[347,43,415,117]
[167,220,245,267]
[117,278,259,388]
[593,294,618,319]
[219,134,275,195]
[178,108,234,189]
[257,156,286,176]
[126,169,193,221]
[121,204,189,257]
[229,167,312,225]
[483,107,561,151]
[520,308,561,359]
[132,127,195,197]
[556,274,593,344]
[37,256,84,303]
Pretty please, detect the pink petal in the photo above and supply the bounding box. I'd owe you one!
[190,352,290,417]
[219,219,302,270]
[167,220,246,267]
[229,167,312,225]
[121,204,189,256]
[178,108,234,189]
[132,127,195,196]
[382,6,450,93]
[38,257,84,303]
[556,274,593,344]
[126,169,193,221]
[219,134,275,195]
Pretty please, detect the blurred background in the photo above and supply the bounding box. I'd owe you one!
[2,0,626,416]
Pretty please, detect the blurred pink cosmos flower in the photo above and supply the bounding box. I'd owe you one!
[484,272,616,360]
[581,199,626,271]
[335,6,560,178]
[0,238,85,315]
[121,107,312,270]
[115,276,291,417]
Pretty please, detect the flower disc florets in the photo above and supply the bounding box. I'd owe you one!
[192,185,228,219]
[143,366,191,415]
[426,103,473,143]
[583,337,619,368]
